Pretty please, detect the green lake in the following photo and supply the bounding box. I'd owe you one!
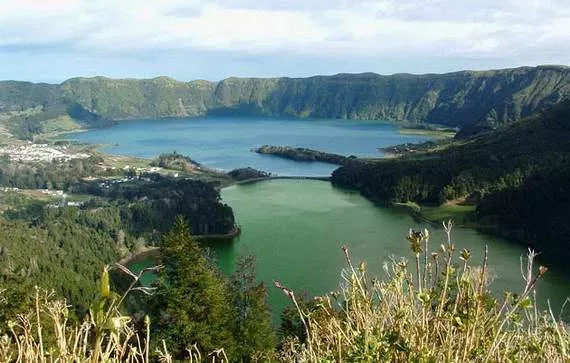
[132,179,570,320]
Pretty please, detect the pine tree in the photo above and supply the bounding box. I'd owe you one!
[150,217,237,359]
[231,254,276,360]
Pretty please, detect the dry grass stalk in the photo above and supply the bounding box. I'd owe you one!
[277,221,570,362]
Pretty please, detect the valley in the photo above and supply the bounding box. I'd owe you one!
[3,0,570,358]
[1,68,569,361]
[1,66,568,142]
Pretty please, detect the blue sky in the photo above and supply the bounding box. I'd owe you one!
[1,0,568,83]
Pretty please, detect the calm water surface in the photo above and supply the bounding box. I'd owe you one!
[84,118,568,319]
[70,116,431,176]
[216,180,570,319]
[134,179,570,321]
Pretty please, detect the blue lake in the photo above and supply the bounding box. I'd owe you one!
[93,116,569,320]
[69,116,432,176]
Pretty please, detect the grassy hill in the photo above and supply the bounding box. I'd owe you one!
[1,65,568,139]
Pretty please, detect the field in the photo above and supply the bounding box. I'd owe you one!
[394,200,476,225]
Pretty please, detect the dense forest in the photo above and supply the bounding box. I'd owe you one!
[0,155,236,321]
[146,219,276,360]
[1,65,569,140]
[0,215,278,360]
[0,205,127,317]
[332,99,570,259]
[103,177,236,236]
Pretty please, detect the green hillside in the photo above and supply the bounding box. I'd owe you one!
[332,99,570,258]
[60,76,214,119]
[1,65,568,139]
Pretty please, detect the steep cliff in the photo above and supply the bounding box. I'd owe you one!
[1,65,568,137]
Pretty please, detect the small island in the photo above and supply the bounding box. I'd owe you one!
[254,145,354,165]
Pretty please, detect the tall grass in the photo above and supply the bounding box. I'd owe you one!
[1,222,568,362]
[277,221,569,362]
[0,264,230,362]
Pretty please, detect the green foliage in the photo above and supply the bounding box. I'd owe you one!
[0,81,60,113]
[1,193,45,220]
[149,218,238,358]
[332,100,570,257]
[477,164,570,259]
[1,65,569,139]
[255,145,348,165]
[148,220,276,361]
[227,167,271,181]
[0,163,237,319]
[60,76,212,120]
[0,206,127,317]
[0,275,34,324]
[231,254,276,360]
[279,296,319,343]
[150,151,201,171]
[99,177,236,236]
[5,101,109,140]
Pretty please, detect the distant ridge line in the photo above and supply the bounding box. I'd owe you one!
[1,65,569,132]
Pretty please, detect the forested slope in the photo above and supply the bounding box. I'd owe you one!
[332,99,570,257]
[0,157,236,315]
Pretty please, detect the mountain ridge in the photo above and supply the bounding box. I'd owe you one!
[1,65,569,139]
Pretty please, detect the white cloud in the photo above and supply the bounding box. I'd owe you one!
[0,0,568,64]
[81,4,326,52]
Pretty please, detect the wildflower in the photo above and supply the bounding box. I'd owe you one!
[100,265,110,298]
[459,249,471,261]
[417,292,431,304]
[407,229,426,254]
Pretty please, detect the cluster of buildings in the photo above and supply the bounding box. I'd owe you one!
[0,143,90,163]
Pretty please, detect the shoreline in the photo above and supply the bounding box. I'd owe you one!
[118,224,242,266]
[35,129,510,271]
[42,124,472,237]
[233,175,331,186]
[398,128,456,139]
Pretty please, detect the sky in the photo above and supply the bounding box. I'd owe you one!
[0,0,569,83]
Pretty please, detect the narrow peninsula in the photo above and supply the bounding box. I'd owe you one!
[254,145,354,165]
